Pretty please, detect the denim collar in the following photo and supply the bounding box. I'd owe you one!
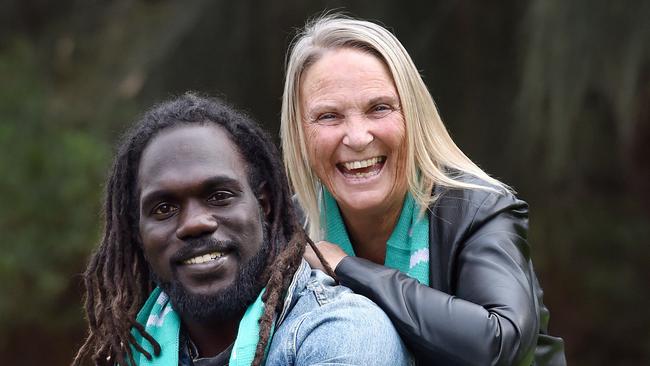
[276,259,311,326]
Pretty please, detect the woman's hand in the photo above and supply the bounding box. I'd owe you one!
[304,240,348,272]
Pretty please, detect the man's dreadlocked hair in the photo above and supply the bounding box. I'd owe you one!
[72,93,334,366]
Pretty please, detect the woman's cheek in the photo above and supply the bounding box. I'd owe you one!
[305,126,327,166]
[304,125,320,169]
[305,125,339,190]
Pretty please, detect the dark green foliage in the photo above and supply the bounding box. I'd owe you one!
[0,39,107,328]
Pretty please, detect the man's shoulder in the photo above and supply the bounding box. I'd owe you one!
[277,260,382,317]
[293,267,386,317]
[267,266,412,365]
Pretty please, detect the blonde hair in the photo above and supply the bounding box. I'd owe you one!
[281,14,508,240]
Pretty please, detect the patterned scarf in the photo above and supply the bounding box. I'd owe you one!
[323,188,429,285]
[129,287,271,365]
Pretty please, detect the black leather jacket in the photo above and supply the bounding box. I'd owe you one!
[334,180,566,365]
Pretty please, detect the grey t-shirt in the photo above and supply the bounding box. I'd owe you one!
[179,330,233,366]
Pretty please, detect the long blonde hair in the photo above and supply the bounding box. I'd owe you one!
[281,14,508,240]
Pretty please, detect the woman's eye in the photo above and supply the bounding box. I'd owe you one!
[315,112,339,123]
[208,191,234,204]
[151,203,177,217]
[370,104,393,117]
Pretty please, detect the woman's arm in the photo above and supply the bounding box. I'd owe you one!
[335,191,539,366]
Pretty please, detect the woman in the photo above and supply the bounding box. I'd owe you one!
[280,15,566,365]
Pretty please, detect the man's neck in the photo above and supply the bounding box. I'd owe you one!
[181,312,243,358]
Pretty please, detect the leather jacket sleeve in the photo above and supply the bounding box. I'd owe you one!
[335,189,541,366]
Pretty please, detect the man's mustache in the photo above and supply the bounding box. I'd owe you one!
[170,237,239,264]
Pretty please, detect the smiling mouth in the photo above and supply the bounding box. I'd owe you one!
[337,156,386,178]
[181,251,225,265]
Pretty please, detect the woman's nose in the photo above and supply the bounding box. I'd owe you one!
[175,202,218,239]
[342,117,374,151]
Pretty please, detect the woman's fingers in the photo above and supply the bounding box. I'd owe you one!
[304,244,325,271]
[303,241,347,271]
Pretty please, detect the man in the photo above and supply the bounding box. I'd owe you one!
[72,94,411,366]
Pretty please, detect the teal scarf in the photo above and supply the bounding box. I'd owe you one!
[323,188,430,285]
[129,287,271,365]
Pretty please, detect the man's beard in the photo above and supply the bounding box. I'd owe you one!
[154,230,271,322]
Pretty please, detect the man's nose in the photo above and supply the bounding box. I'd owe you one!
[175,202,218,239]
[342,116,374,151]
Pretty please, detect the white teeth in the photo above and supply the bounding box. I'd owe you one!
[183,251,223,265]
[342,157,383,171]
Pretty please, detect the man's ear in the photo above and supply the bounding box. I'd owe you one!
[257,182,272,219]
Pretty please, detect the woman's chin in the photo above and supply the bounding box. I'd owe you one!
[328,175,402,212]
[332,188,395,214]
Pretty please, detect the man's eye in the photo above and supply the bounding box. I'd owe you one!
[208,191,234,204]
[151,203,177,216]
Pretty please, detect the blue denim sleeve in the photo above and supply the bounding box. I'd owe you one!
[265,268,413,366]
[292,293,412,365]
[272,281,413,366]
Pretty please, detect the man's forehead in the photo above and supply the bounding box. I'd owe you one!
[137,125,249,192]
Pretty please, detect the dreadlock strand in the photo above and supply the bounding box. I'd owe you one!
[95,174,134,363]
[252,244,295,362]
[72,262,102,365]
[93,341,113,366]
[100,310,122,363]
[281,233,309,298]
[83,256,101,332]
[126,348,137,366]
[304,232,337,279]
[122,256,146,349]
[114,239,137,328]
[71,334,93,366]
[254,228,333,366]
[89,252,113,362]
[126,332,151,361]
[252,231,310,366]
[252,285,283,363]
[107,198,134,334]
[130,321,161,356]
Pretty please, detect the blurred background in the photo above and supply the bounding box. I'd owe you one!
[1,0,648,365]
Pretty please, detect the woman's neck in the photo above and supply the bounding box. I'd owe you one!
[338,198,404,265]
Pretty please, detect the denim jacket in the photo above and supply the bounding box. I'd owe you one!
[266,259,412,365]
[181,260,412,365]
